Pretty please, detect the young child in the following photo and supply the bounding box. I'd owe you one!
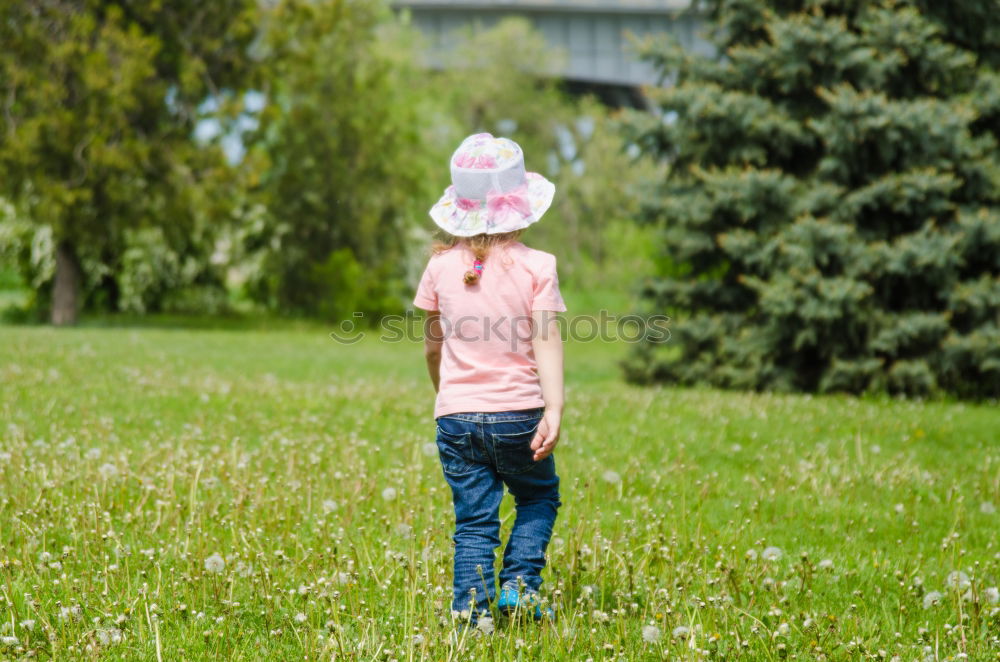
[413,133,565,628]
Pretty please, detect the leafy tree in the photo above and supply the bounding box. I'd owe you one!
[0,1,256,323]
[624,0,1000,398]
[238,0,436,320]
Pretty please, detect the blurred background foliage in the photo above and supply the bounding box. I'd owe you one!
[0,0,659,325]
[2,0,997,399]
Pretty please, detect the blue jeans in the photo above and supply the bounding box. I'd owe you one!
[435,408,562,619]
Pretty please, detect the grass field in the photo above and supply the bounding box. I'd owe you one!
[1,322,998,661]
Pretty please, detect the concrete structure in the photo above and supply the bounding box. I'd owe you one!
[392,0,710,106]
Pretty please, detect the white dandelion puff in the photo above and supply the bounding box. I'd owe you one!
[601,470,621,485]
[762,546,783,562]
[59,605,82,622]
[894,503,905,514]
[19,621,34,632]
[1,636,19,647]
[947,571,971,591]
[294,613,307,624]
[984,587,999,604]
[476,616,495,635]
[641,624,661,643]
[204,553,225,574]
[381,487,397,501]
[745,549,758,561]
[395,523,413,539]
[672,625,690,639]
[98,463,119,480]
[923,591,943,609]
[322,499,338,514]
[85,448,102,460]
[981,502,996,515]
[818,559,834,570]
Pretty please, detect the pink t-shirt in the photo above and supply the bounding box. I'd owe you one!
[413,241,566,419]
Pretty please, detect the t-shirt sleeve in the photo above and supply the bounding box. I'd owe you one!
[412,261,438,311]
[532,253,567,312]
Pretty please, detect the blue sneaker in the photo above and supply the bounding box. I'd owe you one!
[496,582,554,621]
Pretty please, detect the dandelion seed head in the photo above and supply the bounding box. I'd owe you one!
[322,499,338,514]
[923,591,943,609]
[601,470,621,485]
[818,559,834,570]
[762,546,783,562]
[946,571,971,591]
[294,613,307,624]
[381,487,397,501]
[204,553,225,574]
[981,502,996,515]
[745,549,758,561]
[672,625,690,639]
[98,463,118,480]
[983,587,999,604]
[641,624,661,643]
[477,616,495,634]
[894,503,905,514]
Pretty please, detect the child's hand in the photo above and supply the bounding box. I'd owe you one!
[530,409,561,461]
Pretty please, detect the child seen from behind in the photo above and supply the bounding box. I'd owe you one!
[413,133,565,629]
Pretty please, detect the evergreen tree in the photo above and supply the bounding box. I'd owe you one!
[624,0,1000,398]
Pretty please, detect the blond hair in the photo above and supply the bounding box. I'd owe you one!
[432,230,523,285]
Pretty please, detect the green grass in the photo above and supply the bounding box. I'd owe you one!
[1,323,998,660]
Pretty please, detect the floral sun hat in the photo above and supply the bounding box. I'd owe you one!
[429,133,555,237]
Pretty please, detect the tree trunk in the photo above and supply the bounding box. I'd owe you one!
[51,239,81,326]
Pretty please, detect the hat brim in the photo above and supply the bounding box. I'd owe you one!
[429,172,555,237]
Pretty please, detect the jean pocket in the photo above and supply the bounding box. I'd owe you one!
[491,425,541,475]
[436,426,476,475]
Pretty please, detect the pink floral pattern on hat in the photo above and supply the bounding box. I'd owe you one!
[430,133,555,237]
